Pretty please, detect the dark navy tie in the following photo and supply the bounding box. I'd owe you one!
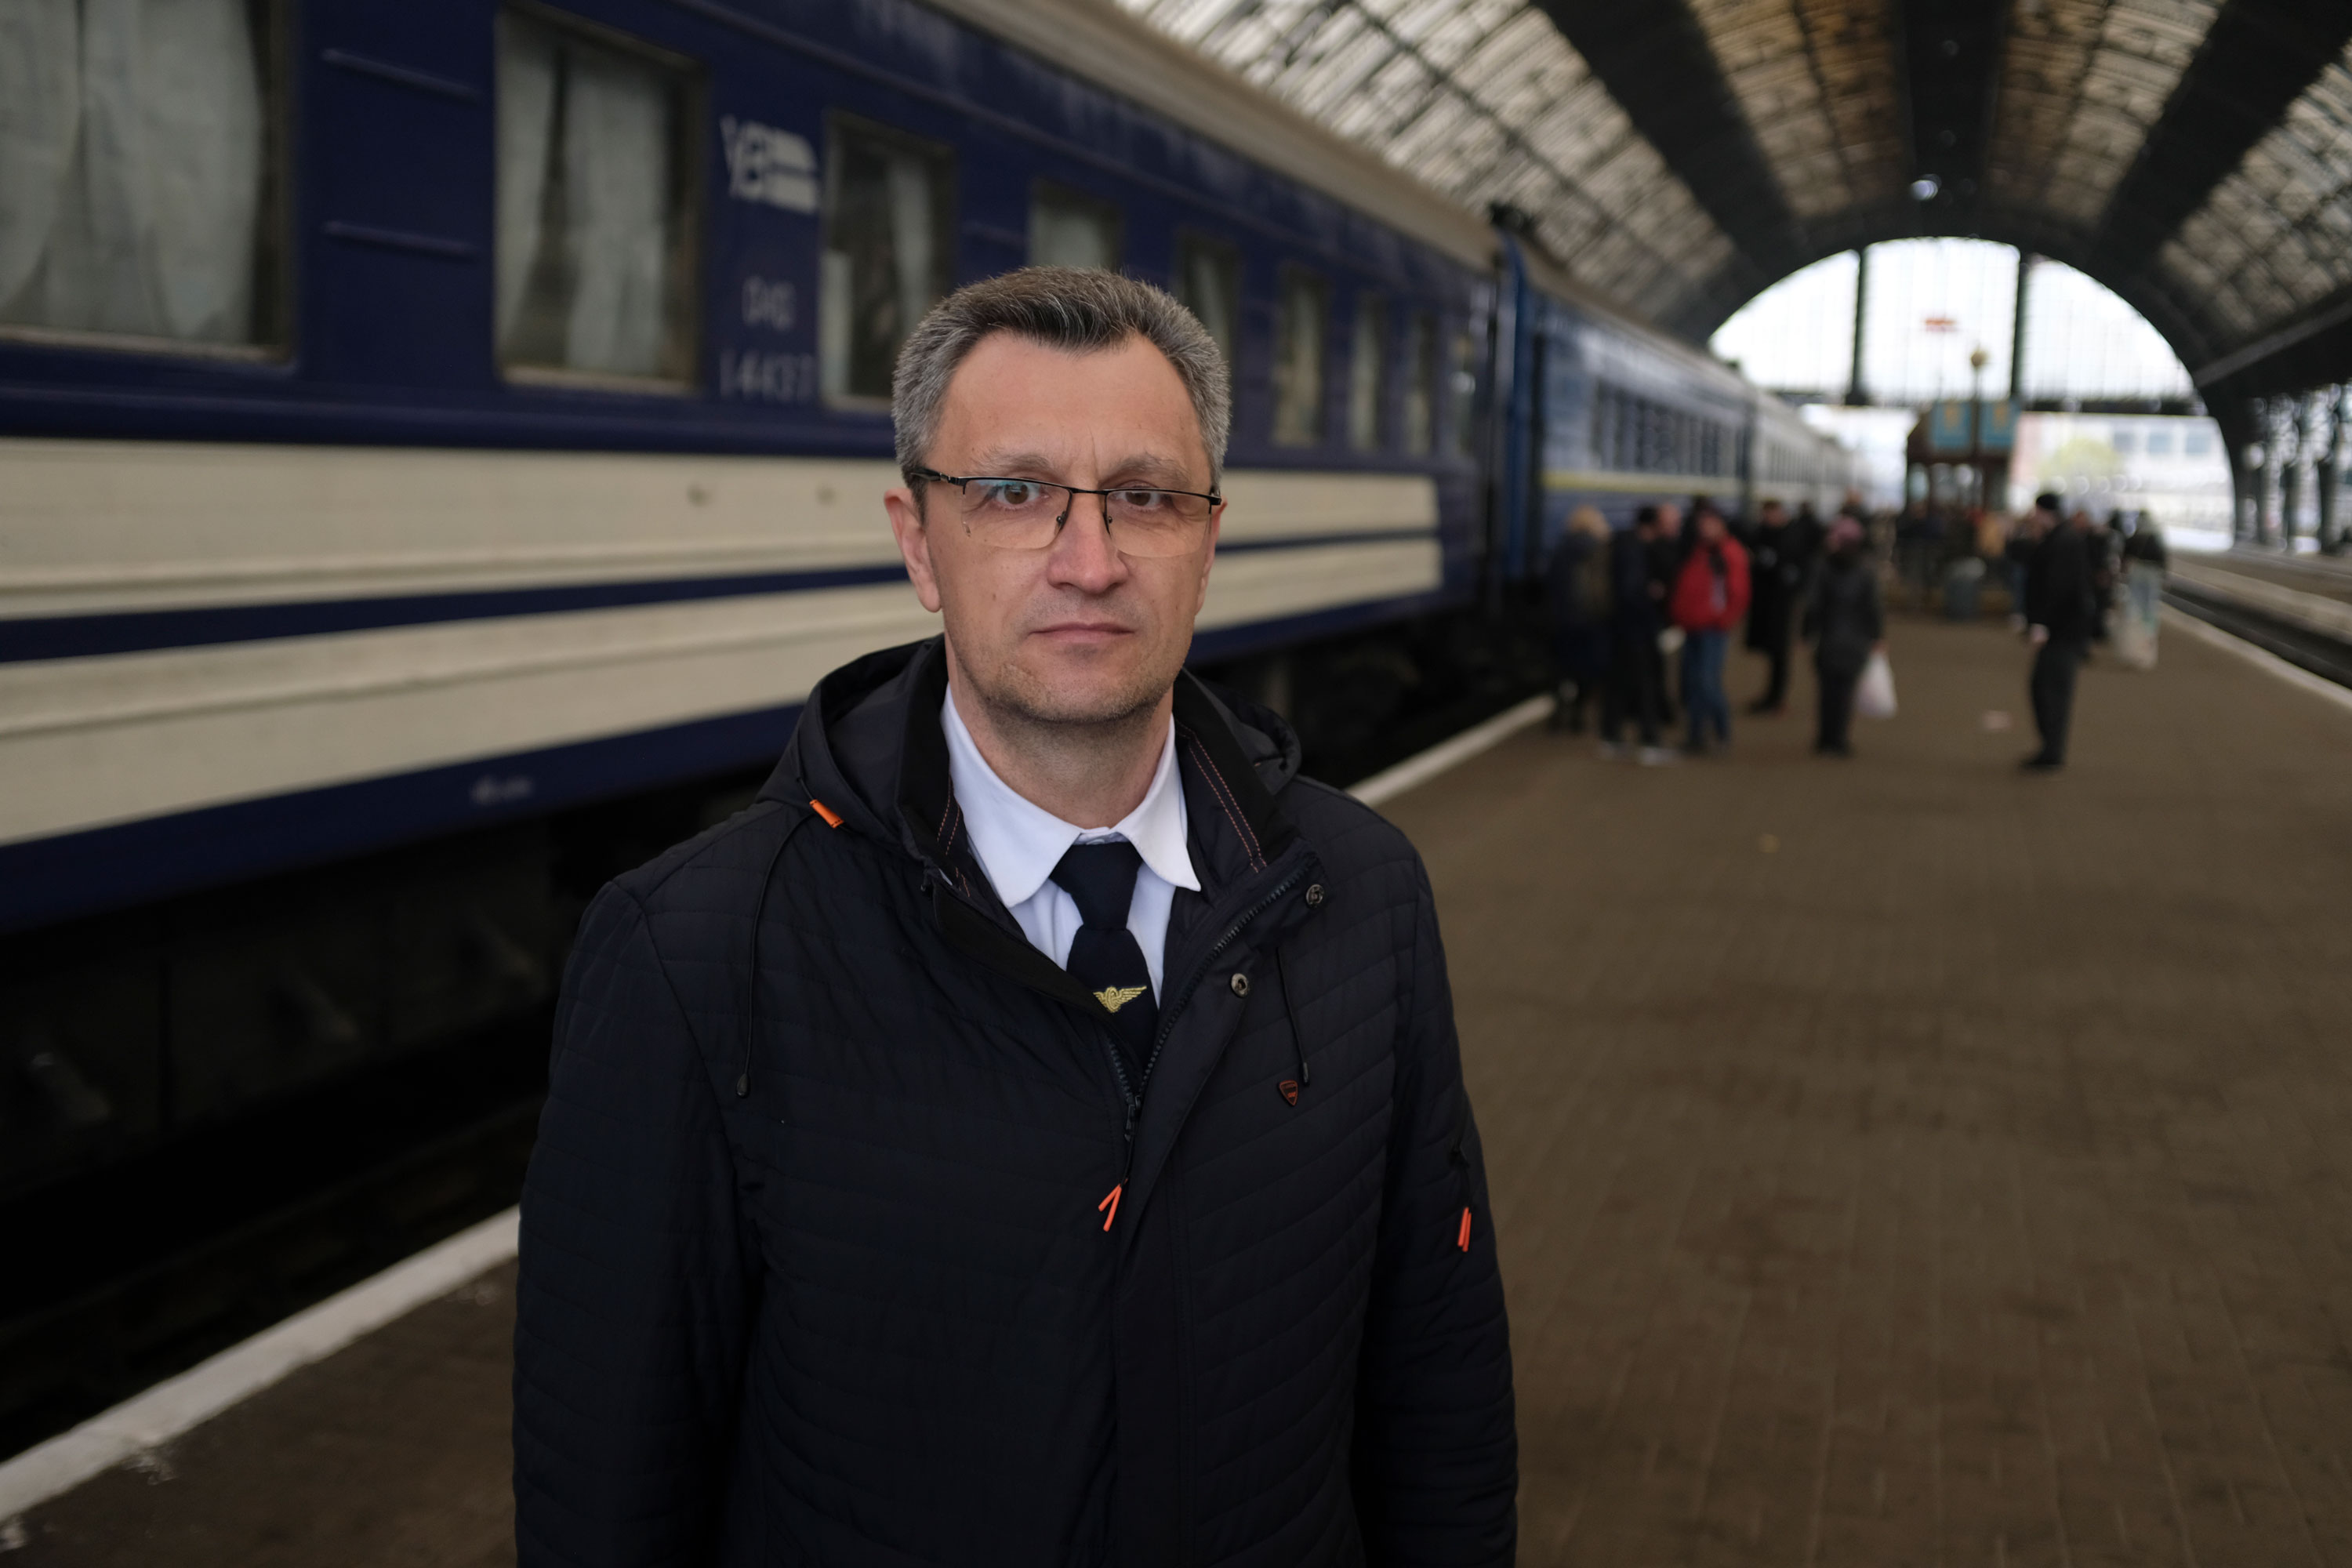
[1051,840,1157,1081]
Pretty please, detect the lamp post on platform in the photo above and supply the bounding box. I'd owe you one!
[1968,346,1989,510]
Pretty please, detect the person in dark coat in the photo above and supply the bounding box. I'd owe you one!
[2122,513,2169,572]
[2118,512,2169,662]
[1646,501,1684,728]
[2002,512,2037,629]
[2082,507,2118,642]
[1543,504,1613,732]
[512,267,1515,1567]
[1802,516,1884,757]
[2022,492,2096,771]
[1742,499,1820,714]
[1599,506,1670,761]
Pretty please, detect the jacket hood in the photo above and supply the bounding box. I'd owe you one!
[760,637,1304,865]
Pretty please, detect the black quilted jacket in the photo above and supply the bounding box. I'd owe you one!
[514,637,1515,1566]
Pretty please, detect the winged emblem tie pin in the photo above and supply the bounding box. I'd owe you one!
[1094,985,1148,1013]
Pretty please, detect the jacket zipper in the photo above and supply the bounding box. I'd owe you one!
[931,858,1308,1230]
[1142,865,1308,1092]
[1102,863,1309,1230]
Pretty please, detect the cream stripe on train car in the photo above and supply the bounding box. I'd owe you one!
[0,456,1441,847]
[0,441,1438,619]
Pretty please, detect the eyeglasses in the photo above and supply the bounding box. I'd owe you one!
[906,468,1221,558]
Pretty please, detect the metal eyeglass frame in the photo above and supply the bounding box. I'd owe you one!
[905,466,1222,543]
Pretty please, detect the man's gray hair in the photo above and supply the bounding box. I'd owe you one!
[892,266,1232,488]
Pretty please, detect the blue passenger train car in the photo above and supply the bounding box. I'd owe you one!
[0,0,1845,1203]
[1490,241,1856,580]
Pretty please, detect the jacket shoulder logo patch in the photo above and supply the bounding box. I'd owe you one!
[1278,1079,1300,1106]
[1093,985,1148,1014]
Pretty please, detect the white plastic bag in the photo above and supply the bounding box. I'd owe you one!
[1856,649,1897,720]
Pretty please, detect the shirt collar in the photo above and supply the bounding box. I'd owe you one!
[942,686,1200,908]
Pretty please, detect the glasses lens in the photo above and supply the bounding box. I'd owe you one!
[959,479,1068,550]
[1102,488,1214,557]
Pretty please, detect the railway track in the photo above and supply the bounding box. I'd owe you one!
[0,1018,546,1460]
[2164,577,2352,689]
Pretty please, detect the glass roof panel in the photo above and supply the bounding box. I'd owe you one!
[1985,0,2215,226]
[1793,0,1907,206]
[2158,46,2352,356]
[1685,0,1904,219]
[1102,0,2352,383]
[1115,0,1733,320]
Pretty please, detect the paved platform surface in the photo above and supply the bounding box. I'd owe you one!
[8,612,2352,1566]
[1388,615,2352,1567]
[9,1262,517,1566]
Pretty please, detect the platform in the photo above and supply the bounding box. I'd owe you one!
[7,612,2352,1566]
[1390,612,2352,1566]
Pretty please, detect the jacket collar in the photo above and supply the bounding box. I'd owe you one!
[941,689,1200,909]
[768,635,1299,887]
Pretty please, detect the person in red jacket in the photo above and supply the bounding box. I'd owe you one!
[1669,503,1751,754]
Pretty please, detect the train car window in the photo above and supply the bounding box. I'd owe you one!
[1401,311,1435,456]
[1449,328,1477,458]
[820,115,953,405]
[1,0,285,355]
[1345,294,1387,452]
[1272,268,1327,448]
[497,9,699,386]
[1030,183,1120,270]
[1174,232,1238,371]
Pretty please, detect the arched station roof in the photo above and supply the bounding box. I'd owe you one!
[1116,0,2352,405]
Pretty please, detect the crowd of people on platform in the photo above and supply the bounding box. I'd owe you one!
[1543,493,1882,764]
[1542,488,2171,772]
[1900,497,2169,654]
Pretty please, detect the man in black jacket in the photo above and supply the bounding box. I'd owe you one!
[1742,499,1820,714]
[1599,506,1669,761]
[513,267,1516,1566]
[2022,492,2096,771]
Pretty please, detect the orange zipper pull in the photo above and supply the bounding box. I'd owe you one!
[1099,1184,1123,1232]
[808,798,844,828]
[1457,1207,1472,1252]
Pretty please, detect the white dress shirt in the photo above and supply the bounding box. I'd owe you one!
[942,688,1200,998]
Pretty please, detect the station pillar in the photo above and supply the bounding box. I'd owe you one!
[1844,247,1870,406]
[2009,253,2033,404]
[2322,388,2346,555]
[2282,396,2308,549]
[2250,398,2273,544]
